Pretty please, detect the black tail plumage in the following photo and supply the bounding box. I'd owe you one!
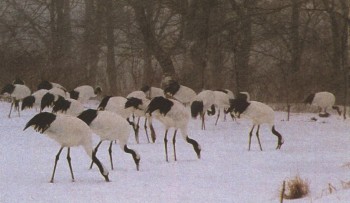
[22,96,35,110]
[24,112,56,133]
[191,101,203,118]
[41,93,55,111]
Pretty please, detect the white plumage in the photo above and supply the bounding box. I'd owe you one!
[6,84,31,100]
[78,109,140,170]
[141,85,164,99]
[163,81,196,106]
[172,85,196,106]
[23,112,109,182]
[45,115,92,147]
[40,88,71,112]
[304,91,341,116]
[70,85,101,104]
[241,101,275,126]
[126,91,154,143]
[37,80,67,92]
[146,97,201,162]
[228,96,284,151]
[155,100,189,130]
[22,89,49,111]
[49,87,70,99]
[223,89,235,99]
[211,90,231,125]
[98,96,132,118]
[1,84,31,117]
[32,89,49,102]
[191,90,215,130]
[52,97,85,117]
[51,82,67,91]
[127,90,147,100]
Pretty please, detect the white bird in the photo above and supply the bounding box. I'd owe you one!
[146,96,201,162]
[23,112,110,183]
[304,91,341,117]
[191,90,215,130]
[127,90,147,100]
[69,85,102,104]
[98,96,132,118]
[52,97,140,170]
[125,96,155,143]
[210,90,231,125]
[141,85,164,99]
[37,80,67,92]
[40,87,70,111]
[163,80,196,106]
[217,89,234,100]
[77,109,140,171]
[1,83,31,118]
[98,96,139,139]
[22,89,49,112]
[227,94,284,151]
[126,91,155,143]
[52,96,85,116]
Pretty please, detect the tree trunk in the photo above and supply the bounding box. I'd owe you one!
[182,0,213,91]
[290,0,301,73]
[230,0,255,94]
[82,0,102,85]
[141,45,154,86]
[105,0,117,94]
[131,0,176,78]
[48,0,72,84]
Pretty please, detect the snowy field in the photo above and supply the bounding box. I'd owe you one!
[1,100,350,203]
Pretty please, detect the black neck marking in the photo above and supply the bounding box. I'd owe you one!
[191,101,204,118]
[77,109,98,126]
[146,96,173,116]
[37,80,53,90]
[92,151,110,182]
[304,93,315,104]
[186,137,201,159]
[98,96,112,110]
[125,97,143,109]
[52,96,71,113]
[22,95,35,110]
[1,84,15,95]
[124,145,140,171]
[69,90,79,100]
[23,112,56,133]
[272,125,284,149]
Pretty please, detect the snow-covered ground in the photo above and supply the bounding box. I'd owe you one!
[1,100,350,203]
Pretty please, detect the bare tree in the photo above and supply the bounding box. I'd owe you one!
[229,0,256,94]
[130,0,176,78]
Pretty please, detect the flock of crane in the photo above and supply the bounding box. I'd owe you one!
[0,77,341,183]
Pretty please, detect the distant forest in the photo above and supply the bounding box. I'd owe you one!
[0,0,349,104]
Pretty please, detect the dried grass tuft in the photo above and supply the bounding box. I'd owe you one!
[283,175,310,199]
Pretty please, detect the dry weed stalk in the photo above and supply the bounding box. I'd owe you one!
[283,175,310,199]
